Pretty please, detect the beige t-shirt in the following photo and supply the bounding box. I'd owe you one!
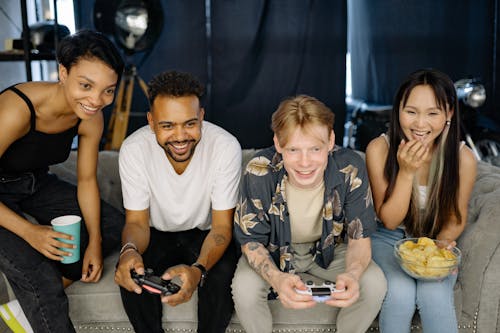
[285,179,324,243]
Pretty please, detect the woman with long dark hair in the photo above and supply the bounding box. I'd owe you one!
[366,69,477,333]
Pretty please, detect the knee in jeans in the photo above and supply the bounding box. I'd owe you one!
[386,277,416,301]
[415,286,454,310]
[58,260,83,281]
[384,282,416,313]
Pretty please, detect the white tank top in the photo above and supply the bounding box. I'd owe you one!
[418,185,427,209]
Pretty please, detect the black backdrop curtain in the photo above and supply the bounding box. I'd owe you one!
[348,0,499,125]
[76,0,347,149]
[209,1,347,148]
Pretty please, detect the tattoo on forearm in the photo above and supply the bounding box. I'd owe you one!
[212,233,226,246]
[245,243,274,280]
[262,263,271,279]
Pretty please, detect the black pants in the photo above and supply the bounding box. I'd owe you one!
[0,171,124,333]
[120,227,237,333]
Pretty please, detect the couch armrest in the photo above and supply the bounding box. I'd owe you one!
[457,161,500,332]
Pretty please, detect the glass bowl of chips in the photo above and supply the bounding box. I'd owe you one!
[394,237,461,281]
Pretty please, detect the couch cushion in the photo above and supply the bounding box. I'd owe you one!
[65,253,128,325]
[65,252,344,330]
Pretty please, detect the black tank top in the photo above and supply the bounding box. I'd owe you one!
[0,86,81,173]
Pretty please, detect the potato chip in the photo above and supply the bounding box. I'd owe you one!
[401,240,417,250]
[417,237,435,247]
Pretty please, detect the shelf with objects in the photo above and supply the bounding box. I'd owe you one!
[0,51,58,62]
[0,0,69,81]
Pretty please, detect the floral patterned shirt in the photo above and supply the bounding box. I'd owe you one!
[234,146,377,272]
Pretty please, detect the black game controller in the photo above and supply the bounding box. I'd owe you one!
[131,268,181,296]
[295,280,345,302]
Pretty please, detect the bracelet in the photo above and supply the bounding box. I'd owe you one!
[119,242,138,256]
[191,262,207,287]
[119,247,138,258]
[116,247,138,268]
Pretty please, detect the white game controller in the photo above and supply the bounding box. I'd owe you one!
[295,280,345,303]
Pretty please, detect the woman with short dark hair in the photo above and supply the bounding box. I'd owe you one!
[0,30,125,332]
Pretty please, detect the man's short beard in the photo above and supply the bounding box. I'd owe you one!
[162,139,197,162]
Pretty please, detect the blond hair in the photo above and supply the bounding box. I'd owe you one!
[271,95,335,147]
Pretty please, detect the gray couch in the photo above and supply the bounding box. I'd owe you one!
[1,149,500,333]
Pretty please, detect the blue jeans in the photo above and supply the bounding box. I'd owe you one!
[0,170,124,333]
[371,223,458,333]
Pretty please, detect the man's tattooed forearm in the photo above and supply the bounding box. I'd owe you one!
[258,262,271,279]
[249,258,272,279]
[246,243,274,280]
[211,233,226,246]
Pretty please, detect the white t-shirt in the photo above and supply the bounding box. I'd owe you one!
[119,121,242,231]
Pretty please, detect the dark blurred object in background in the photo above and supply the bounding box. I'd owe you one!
[22,21,70,53]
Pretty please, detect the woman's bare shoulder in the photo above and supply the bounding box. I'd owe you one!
[0,88,33,150]
[459,145,477,173]
[366,135,389,157]
[13,81,58,107]
[0,86,33,125]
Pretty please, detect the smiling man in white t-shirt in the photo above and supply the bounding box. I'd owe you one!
[114,71,242,333]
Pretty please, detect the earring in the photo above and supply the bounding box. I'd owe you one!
[446,120,451,126]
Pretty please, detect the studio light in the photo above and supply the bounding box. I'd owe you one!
[115,6,148,51]
[113,0,163,54]
[94,0,164,54]
[455,78,486,109]
[93,0,164,150]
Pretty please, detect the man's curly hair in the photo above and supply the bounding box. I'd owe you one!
[148,71,205,105]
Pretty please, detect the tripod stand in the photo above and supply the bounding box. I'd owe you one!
[105,64,148,150]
